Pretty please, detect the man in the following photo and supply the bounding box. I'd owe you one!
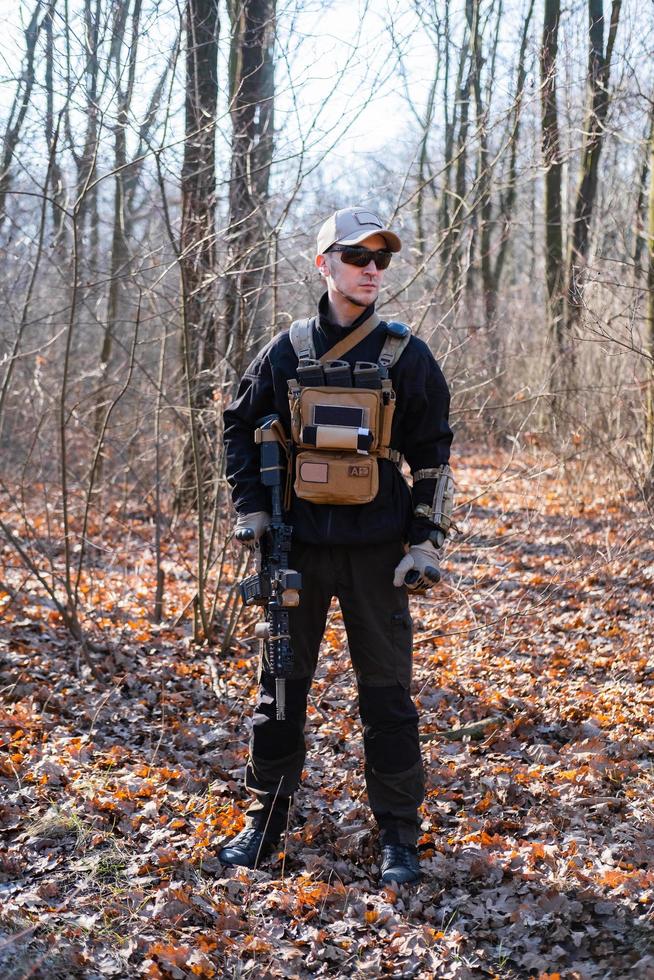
[221,207,453,885]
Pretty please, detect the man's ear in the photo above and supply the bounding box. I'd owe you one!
[315,254,329,277]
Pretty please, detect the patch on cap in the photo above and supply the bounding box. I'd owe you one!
[351,211,383,228]
[316,206,402,255]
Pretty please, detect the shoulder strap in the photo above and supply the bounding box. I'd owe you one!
[378,321,412,371]
[289,311,383,364]
[319,312,380,363]
[289,317,316,360]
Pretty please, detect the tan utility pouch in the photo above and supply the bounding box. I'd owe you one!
[289,383,396,505]
[295,450,379,505]
[290,385,383,449]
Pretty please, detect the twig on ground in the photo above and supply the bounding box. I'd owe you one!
[421,715,506,742]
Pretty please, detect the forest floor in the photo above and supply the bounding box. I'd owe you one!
[1,446,654,979]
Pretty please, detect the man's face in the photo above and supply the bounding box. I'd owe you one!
[316,232,388,309]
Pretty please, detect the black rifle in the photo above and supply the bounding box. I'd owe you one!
[238,415,301,721]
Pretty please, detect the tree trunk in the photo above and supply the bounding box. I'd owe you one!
[540,0,564,354]
[439,0,454,249]
[565,0,621,333]
[486,0,535,325]
[44,0,67,247]
[177,0,220,509]
[467,0,496,325]
[415,67,439,261]
[224,0,276,381]
[412,6,442,261]
[0,1,43,233]
[645,104,654,491]
[94,0,142,459]
[451,32,472,304]
[633,125,651,281]
[72,0,102,276]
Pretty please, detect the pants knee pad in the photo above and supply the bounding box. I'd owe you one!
[252,674,311,760]
[258,673,311,720]
[358,683,419,728]
[358,683,420,773]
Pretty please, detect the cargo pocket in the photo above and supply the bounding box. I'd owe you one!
[391,610,413,689]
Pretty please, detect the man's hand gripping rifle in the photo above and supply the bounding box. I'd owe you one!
[238,415,301,722]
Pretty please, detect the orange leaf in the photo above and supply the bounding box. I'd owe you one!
[600,869,631,888]
[475,792,493,813]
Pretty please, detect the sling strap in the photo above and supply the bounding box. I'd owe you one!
[290,314,411,372]
[319,312,380,363]
[289,313,381,363]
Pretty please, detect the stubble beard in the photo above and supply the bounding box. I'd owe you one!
[337,284,378,308]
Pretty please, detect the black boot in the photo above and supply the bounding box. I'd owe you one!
[218,827,280,869]
[379,843,421,885]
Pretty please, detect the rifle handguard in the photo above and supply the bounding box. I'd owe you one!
[242,413,299,721]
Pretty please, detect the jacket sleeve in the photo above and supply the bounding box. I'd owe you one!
[222,349,276,515]
[397,338,453,544]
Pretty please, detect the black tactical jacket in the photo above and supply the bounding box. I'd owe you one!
[223,296,453,546]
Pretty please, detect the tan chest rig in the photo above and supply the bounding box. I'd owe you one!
[286,313,411,506]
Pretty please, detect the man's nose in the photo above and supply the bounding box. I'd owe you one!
[362,260,378,274]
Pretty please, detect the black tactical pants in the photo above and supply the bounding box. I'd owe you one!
[244,540,425,846]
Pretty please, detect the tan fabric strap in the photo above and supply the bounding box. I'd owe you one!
[377,447,402,464]
[254,418,293,511]
[412,467,443,482]
[319,312,380,364]
[255,418,289,450]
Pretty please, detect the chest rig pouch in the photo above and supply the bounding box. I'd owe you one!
[286,314,411,505]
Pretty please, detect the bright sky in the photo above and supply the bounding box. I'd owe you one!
[0,0,439,210]
[0,0,647,206]
[0,0,417,141]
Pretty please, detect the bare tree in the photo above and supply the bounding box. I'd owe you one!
[405,4,443,259]
[94,0,143,447]
[646,100,654,491]
[44,0,68,246]
[540,0,564,354]
[65,0,104,274]
[0,1,44,233]
[224,0,276,380]
[633,124,651,282]
[482,0,535,332]
[565,0,622,335]
[451,16,473,304]
[177,0,220,509]
[471,0,494,311]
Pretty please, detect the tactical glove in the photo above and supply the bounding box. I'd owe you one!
[393,539,441,591]
[233,511,271,547]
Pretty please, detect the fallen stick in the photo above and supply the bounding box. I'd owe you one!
[573,796,624,808]
[420,716,505,742]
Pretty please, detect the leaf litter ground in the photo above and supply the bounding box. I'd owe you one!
[1,448,653,979]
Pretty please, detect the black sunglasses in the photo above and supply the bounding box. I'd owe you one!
[326,245,393,270]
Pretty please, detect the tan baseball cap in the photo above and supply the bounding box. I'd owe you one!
[316,207,402,256]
